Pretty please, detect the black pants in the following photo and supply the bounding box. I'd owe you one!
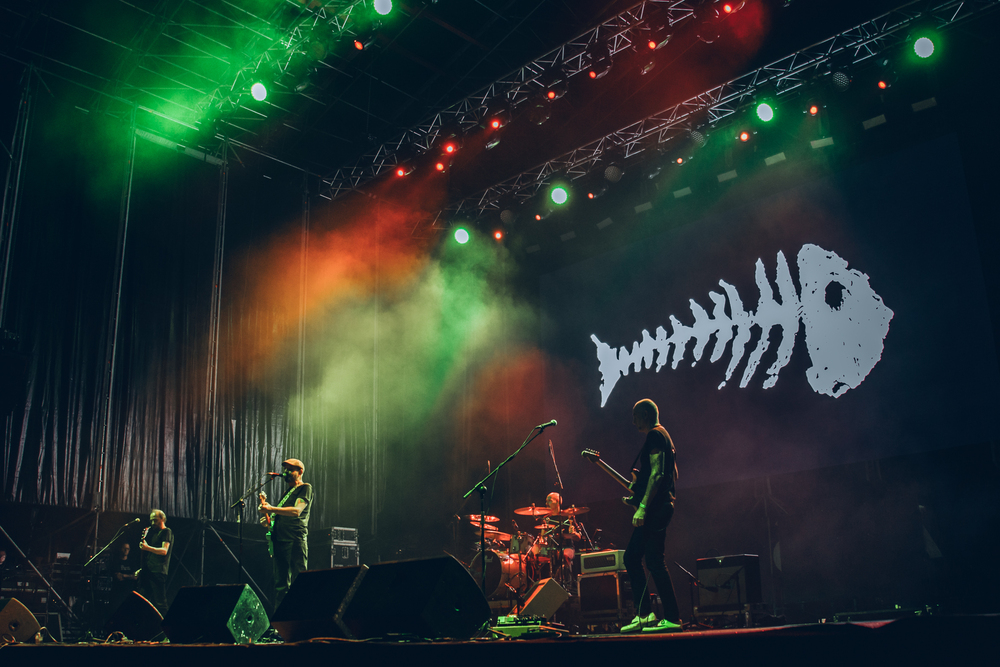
[623,507,680,622]
[273,537,308,610]
[137,569,167,615]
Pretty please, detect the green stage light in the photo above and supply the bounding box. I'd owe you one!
[756,102,774,122]
[250,82,267,101]
[550,186,569,205]
[454,228,470,244]
[914,36,935,59]
[374,0,392,15]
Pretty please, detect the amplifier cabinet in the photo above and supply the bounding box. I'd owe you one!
[312,526,360,568]
[578,570,633,621]
[579,549,626,574]
[694,554,762,616]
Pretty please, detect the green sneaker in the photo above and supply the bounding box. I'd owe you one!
[642,619,683,633]
[620,613,657,633]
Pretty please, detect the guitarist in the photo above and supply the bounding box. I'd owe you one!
[258,458,312,610]
[621,399,682,634]
[137,509,172,614]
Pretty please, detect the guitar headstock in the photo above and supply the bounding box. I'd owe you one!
[581,449,601,462]
[259,491,267,502]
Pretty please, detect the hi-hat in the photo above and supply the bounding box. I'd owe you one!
[466,514,500,524]
[471,523,498,531]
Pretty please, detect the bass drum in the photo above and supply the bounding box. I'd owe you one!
[468,550,527,598]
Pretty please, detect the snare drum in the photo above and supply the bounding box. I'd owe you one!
[469,550,527,598]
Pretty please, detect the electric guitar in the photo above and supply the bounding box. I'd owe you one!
[135,526,150,577]
[259,491,274,557]
[581,449,644,507]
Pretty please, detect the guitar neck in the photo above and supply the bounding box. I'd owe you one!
[592,458,633,492]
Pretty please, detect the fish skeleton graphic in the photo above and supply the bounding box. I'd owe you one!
[591,244,894,407]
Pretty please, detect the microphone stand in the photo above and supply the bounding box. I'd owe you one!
[230,475,274,585]
[83,519,137,568]
[462,422,553,596]
[673,561,714,630]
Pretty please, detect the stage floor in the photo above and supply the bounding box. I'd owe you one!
[5,615,997,667]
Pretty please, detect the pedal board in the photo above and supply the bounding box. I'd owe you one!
[494,615,565,639]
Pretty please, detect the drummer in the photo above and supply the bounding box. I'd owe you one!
[538,492,581,578]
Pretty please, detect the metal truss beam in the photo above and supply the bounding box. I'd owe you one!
[319,0,998,219]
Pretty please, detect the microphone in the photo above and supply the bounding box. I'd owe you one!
[536,419,557,429]
[266,472,284,477]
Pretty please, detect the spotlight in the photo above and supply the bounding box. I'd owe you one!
[374,0,392,16]
[435,161,447,172]
[550,186,569,205]
[395,163,414,177]
[493,230,504,241]
[584,42,612,80]
[756,102,775,122]
[604,164,624,183]
[914,36,935,59]
[527,95,552,125]
[721,1,745,14]
[454,228,470,244]
[250,82,268,101]
[738,130,751,142]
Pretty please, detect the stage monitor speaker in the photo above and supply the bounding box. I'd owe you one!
[271,555,490,641]
[161,584,269,644]
[695,554,762,615]
[0,598,41,643]
[105,591,163,641]
[514,578,569,619]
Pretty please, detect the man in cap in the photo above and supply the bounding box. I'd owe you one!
[259,458,312,609]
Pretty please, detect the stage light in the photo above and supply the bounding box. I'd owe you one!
[250,82,267,101]
[738,130,751,142]
[435,161,446,172]
[756,102,774,122]
[550,186,569,205]
[395,164,413,177]
[808,104,819,115]
[494,230,503,241]
[675,157,685,165]
[374,0,392,16]
[454,228,470,244]
[914,36,935,59]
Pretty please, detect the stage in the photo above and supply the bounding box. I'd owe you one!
[4,616,996,666]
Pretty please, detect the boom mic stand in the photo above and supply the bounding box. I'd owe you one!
[462,421,554,597]
[673,561,714,630]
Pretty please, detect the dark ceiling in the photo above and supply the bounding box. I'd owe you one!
[0,0,983,206]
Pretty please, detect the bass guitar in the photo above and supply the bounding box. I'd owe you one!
[259,491,274,557]
[581,449,644,507]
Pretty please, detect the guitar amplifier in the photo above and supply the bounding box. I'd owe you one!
[580,550,626,574]
[578,571,633,620]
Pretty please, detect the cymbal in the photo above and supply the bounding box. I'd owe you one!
[556,506,589,516]
[466,514,500,524]
[514,506,551,516]
[471,523,498,531]
[483,530,511,541]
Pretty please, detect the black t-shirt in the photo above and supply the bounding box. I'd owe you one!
[634,426,677,513]
[141,527,173,575]
[272,483,312,541]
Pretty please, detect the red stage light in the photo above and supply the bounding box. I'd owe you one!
[676,157,684,164]
[396,167,406,177]
[723,3,733,13]
[809,105,819,116]
[435,162,445,171]
[490,119,501,129]
[878,80,888,90]
[588,192,595,199]
[648,40,657,50]
[589,71,597,79]
[739,131,750,142]
[353,39,364,51]
[444,143,456,153]
[535,214,542,221]
[494,230,503,241]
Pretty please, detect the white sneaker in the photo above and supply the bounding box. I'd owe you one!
[620,612,657,633]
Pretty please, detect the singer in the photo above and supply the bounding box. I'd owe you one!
[259,458,312,609]
[137,509,172,614]
[621,399,682,634]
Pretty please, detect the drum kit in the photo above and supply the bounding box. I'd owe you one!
[465,504,590,599]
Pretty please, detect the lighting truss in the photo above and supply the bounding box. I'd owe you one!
[318,0,998,218]
[318,1,699,199]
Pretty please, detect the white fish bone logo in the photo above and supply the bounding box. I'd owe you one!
[591,244,894,407]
